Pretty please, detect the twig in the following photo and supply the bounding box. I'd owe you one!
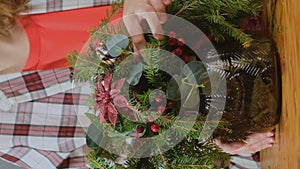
[175,0,201,16]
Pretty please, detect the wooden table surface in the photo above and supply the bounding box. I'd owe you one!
[260,0,300,168]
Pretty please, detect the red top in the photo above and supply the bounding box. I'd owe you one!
[17,5,120,71]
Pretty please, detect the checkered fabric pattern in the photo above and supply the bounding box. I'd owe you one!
[0,68,92,169]
[23,0,115,14]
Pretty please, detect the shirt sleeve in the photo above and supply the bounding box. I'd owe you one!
[0,68,92,168]
[22,0,115,15]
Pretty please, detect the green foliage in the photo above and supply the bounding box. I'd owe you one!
[167,0,264,44]
[122,140,231,169]
[87,151,114,169]
[67,0,269,168]
[68,1,126,82]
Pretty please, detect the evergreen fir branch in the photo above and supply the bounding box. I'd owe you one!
[203,10,253,44]
[167,0,263,44]
[157,147,168,167]
[136,89,152,106]
[175,0,202,16]
[66,50,79,68]
[86,151,113,169]
[89,1,124,36]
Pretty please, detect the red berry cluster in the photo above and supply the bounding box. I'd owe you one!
[136,122,160,133]
[154,96,166,114]
[153,96,173,114]
[139,97,173,134]
[168,31,189,63]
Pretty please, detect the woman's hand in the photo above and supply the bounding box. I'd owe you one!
[123,0,171,51]
[214,131,275,155]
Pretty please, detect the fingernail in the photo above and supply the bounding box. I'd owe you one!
[266,132,274,137]
[268,138,274,143]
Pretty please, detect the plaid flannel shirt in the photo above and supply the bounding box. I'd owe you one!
[0,68,91,169]
[23,0,115,14]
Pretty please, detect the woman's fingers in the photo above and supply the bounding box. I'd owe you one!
[242,132,275,154]
[123,15,147,51]
[245,132,275,145]
[136,11,164,40]
[214,139,244,154]
[123,0,171,51]
[215,131,275,155]
[148,0,169,23]
[243,132,275,153]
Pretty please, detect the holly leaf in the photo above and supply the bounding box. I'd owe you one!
[106,34,129,57]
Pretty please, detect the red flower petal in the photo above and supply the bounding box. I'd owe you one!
[110,89,120,98]
[111,78,125,91]
[107,102,118,126]
[113,95,128,107]
[99,106,108,123]
[104,72,112,91]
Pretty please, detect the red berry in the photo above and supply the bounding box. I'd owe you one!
[171,50,177,57]
[155,97,162,103]
[177,38,185,46]
[208,35,214,41]
[150,123,160,133]
[168,31,176,38]
[167,100,173,109]
[148,117,154,122]
[136,126,144,133]
[157,105,166,114]
[173,48,183,56]
[182,55,189,63]
[168,38,177,46]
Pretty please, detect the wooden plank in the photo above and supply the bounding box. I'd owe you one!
[260,0,300,168]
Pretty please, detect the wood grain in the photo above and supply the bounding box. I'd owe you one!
[260,0,300,168]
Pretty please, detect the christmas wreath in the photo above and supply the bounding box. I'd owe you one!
[68,0,281,168]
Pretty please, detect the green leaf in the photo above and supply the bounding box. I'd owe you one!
[125,62,143,85]
[107,131,131,137]
[166,75,182,101]
[86,123,103,149]
[86,113,101,124]
[106,34,129,57]
[199,70,222,95]
[182,61,207,85]
[183,84,200,108]
[114,59,143,86]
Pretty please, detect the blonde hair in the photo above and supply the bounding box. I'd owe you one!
[0,0,29,37]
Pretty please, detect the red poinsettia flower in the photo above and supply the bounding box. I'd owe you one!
[94,72,128,126]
